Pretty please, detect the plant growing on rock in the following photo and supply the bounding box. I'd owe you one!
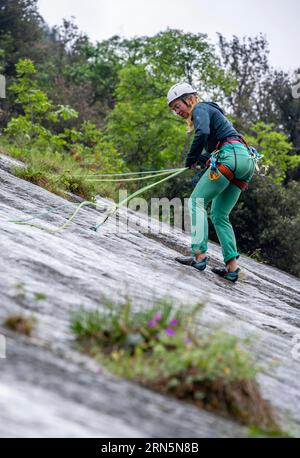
[71,297,281,432]
[4,313,37,336]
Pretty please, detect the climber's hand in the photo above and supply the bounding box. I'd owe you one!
[185,157,198,169]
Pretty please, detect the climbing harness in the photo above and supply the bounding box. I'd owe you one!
[205,137,263,191]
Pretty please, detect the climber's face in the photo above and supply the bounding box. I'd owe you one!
[170,98,190,118]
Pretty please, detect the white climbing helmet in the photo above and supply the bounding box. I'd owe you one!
[167,82,197,106]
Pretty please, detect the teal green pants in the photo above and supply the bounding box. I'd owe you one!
[188,144,256,264]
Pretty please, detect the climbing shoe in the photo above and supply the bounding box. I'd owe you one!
[175,255,210,271]
[211,267,241,282]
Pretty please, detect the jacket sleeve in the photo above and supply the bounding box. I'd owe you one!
[185,104,211,167]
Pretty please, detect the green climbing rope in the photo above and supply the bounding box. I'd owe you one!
[11,167,188,233]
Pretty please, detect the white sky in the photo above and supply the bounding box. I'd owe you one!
[38,0,300,72]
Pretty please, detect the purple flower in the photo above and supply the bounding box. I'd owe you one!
[153,312,162,321]
[148,319,157,328]
[165,328,176,336]
[169,319,178,327]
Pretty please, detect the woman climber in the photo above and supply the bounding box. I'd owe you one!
[167,82,257,282]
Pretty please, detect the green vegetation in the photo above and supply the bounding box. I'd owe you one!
[13,282,47,305]
[34,292,46,301]
[245,122,298,184]
[248,426,294,438]
[230,175,300,277]
[2,58,126,200]
[71,298,280,431]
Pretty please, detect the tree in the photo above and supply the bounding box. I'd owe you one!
[256,69,300,150]
[229,175,300,278]
[107,30,236,170]
[217,33,300,182]
[245,122,298,183]
[143,29,235,99]
[63,35,124,110]
[106,64,187,170]
[218,33,270,130]
[0,0,43,75]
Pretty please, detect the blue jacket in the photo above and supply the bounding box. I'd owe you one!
[186,102,241,167]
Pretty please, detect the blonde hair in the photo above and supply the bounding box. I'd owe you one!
[184,94,201,132]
